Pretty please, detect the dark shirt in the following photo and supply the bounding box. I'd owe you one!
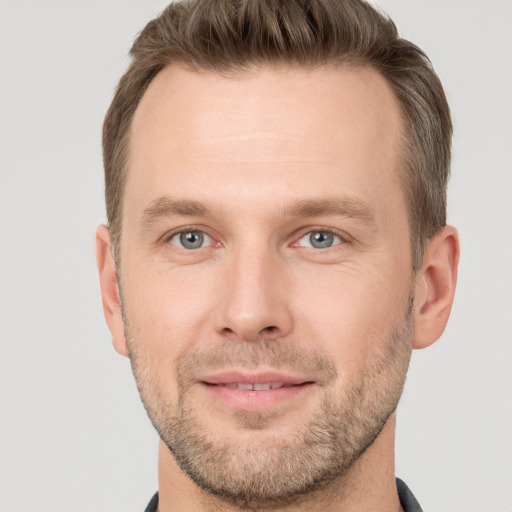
[396,478,424,512]
[144,477,423,511]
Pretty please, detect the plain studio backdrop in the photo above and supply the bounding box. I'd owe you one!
[0,1,511,511]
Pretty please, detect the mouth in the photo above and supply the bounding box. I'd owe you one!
[211,382,296,390]
[199,372,315,409]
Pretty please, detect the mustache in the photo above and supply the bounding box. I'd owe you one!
[176,338,338,385]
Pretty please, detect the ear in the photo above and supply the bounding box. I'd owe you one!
[412,225,460,349]
[96,225,129,357]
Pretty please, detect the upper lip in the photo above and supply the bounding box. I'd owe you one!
[200,371,313,386]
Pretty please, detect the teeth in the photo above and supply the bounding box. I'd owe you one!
[221,382,286,390]
[237,383,255,390]
[253,383,272,390]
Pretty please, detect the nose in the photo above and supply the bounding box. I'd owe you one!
[213,247,293,342]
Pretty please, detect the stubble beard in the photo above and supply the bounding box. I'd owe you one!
[125,300,414,510]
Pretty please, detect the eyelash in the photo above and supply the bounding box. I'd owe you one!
[166,226,217,250]
[164,226,348,251]
[293,228,346,250]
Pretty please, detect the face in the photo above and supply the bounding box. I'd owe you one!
[117,65,415,507]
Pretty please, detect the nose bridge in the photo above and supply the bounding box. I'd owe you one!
[214,241,292,341]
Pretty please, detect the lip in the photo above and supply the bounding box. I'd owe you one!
[198,371,315,410]
[201,371,311,386]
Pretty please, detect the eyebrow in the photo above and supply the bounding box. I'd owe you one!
[282,197,375,223]
[139,197,210,226]
[138,195,375,226]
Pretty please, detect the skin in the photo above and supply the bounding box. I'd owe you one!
[97,64,459,511]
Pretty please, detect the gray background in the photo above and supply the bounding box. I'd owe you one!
[1,1,511,511]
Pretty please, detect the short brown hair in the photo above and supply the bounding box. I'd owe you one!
[103,0,452,269]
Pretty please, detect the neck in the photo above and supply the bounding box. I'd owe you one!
[157,414,403,512]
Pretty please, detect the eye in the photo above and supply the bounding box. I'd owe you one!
[297,230,343,249]
[169,230,213,250]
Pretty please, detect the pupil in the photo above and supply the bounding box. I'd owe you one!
[310,231,333,249]
[181,231,203,249]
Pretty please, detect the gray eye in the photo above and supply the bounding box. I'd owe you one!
[170,230,211,249]
[181,231,203,249]
[310,231,334,248]
[298,230,341,249]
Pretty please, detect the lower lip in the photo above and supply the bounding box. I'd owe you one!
[201,382,314,409]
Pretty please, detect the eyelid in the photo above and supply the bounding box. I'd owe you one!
[163,225,219,248]
[160,225,350,249]
[291,227,349,248]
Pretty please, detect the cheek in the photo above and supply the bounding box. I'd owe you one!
[120,263,219,386]
[291,263,411,369]
[121,242,412,386]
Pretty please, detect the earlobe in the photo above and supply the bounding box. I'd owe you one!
[413,225,460,349]
[95,225,129,357]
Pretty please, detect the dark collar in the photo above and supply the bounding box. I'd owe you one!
[144,478,423,512]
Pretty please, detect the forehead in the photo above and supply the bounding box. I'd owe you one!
[126,64,404,220]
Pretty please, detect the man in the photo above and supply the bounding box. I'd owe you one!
[96,1,459,511]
